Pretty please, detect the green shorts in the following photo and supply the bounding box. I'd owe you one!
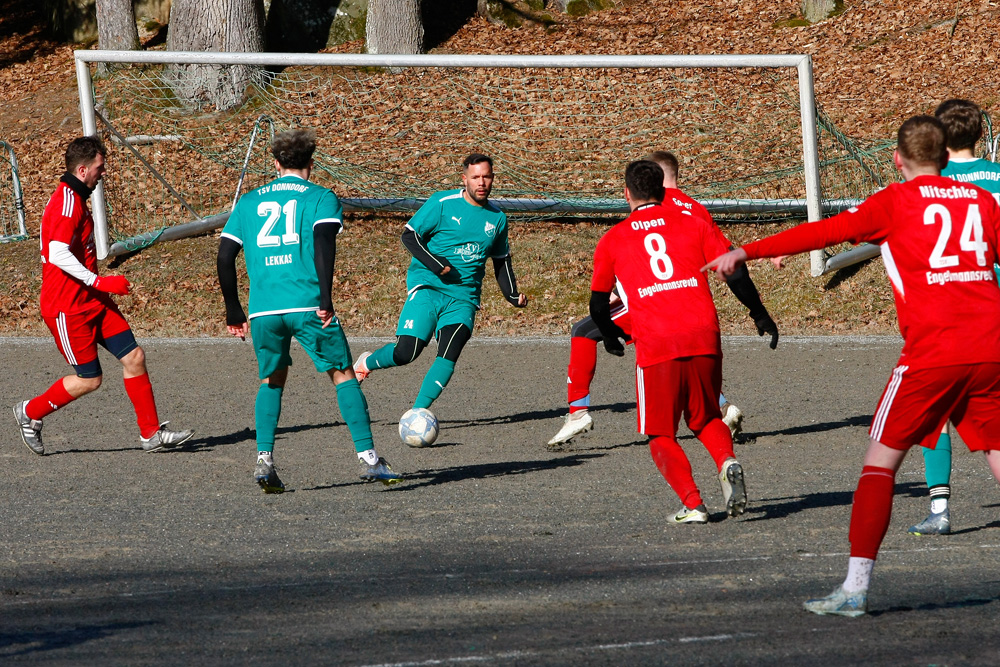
[250,311,353,379]
[395,288,477,341]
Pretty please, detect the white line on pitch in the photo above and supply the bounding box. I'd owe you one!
[799,543,1000,558]
[359,633,761,667]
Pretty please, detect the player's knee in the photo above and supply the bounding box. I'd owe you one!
[436,324,471,362]
[119,345,146,374]
[392,336,425,366]
[570,317,601,341]
[75,374,103,394]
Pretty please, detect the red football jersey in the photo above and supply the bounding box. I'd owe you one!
[663,187,733,248]
[39,180,107,317]
[592,202,730,367]
[743,175,1000,368]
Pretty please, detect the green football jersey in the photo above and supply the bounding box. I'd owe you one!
[222,175,343,318]
[943,157,1000,201]
[405,189,510,305]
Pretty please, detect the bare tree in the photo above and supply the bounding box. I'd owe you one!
[366,0,424,55]
[96,0,140,51]
[166,0,266,110]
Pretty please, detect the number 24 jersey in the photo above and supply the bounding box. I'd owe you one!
[743,175,1000,368]
[591,202,730,367]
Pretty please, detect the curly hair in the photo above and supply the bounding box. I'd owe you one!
[271,129,316,169]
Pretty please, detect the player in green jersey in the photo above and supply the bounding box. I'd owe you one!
[353,154,527,427]
[217,129,402,492]
[909,99,1000,534]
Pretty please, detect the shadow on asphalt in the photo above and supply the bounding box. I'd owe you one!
[0,621,153,658]
[303,453,605,492]
[745,482,926,521]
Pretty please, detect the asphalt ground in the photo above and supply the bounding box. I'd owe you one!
[3,336,1000,666]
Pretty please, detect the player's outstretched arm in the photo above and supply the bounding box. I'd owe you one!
[217,236,248,339]
[589,290,627,356]
[703,247,749,278]
[401,226,458,281]
[313,222,338,327]
[492,255,527,307]
[722,257,778,350]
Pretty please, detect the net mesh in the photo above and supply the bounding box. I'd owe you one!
[0,142,27,242]
[93,61,900,246]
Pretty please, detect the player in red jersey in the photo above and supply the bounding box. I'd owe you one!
[12,136,193,455]
[706,116,1000,616]
[589,159,748,524]
[548,151,777,448]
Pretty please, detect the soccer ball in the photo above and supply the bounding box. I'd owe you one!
[398,408,439,448]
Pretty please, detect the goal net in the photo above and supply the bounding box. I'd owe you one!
[0,141,27,243]
[75,51,892,266]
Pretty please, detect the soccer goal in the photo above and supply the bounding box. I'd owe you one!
[0,141,27,243]
[74,51,891,273]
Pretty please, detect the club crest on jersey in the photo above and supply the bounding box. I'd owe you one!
[484,221,496,237]
[453,242,483,263]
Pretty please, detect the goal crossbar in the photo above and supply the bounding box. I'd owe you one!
[74,50,825,271]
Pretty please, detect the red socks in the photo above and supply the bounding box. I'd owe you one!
[124,373,160,439]
[848,465,897,560]
[26,378,75,420]
[693,418,735,471]
[567,337,598,412]
[650,435,704,508]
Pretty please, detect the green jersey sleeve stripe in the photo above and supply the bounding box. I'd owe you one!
[220,231,243,245]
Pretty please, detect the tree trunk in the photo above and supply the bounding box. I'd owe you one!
[365,0,423,55]
[95,0,140,77]
[801,0,836,23]
[166,0,265,110]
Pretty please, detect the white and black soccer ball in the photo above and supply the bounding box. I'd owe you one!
[398,408,439,448]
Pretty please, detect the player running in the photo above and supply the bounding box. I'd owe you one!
[706,115,1000,616]
[548,150,778,448]
[352,154,527,422]
[13,136,193,455]
[909,98,1000,536]
[590,159,747,525]
[217,129,401,493]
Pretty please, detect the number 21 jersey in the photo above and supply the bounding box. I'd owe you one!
[221,175,343,318]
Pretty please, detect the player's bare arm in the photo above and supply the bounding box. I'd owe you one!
[217,236,248,340]
[401,226,457,280]
[492,254,527,307]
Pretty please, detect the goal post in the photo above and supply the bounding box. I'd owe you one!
[75,50,845,267]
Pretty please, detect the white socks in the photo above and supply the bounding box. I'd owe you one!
[931,498,948,514]
[257,451,273,465]
[843,557,874,593]
[358,448,379,465]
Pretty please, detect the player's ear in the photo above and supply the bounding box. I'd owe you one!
[892,150,903,172]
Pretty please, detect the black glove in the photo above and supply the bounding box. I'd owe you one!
[602,324,628,357]
[754,313,779,350]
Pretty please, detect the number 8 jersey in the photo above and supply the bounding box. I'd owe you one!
[222,175,343,319]
[743,175,1000,368]
[591,202,730,367]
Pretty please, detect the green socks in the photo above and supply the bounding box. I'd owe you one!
[922,431,952,489]
[254,382,284,452]
[335,378,375,453]
[414,358,456,409]
[368,344,398,370]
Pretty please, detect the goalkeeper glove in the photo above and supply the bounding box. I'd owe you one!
[754,313,779,350]
[93,275,131,296]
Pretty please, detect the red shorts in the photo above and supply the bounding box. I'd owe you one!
[44,305,132,369]
[870,362,1000,452]
[635,355,723,436]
